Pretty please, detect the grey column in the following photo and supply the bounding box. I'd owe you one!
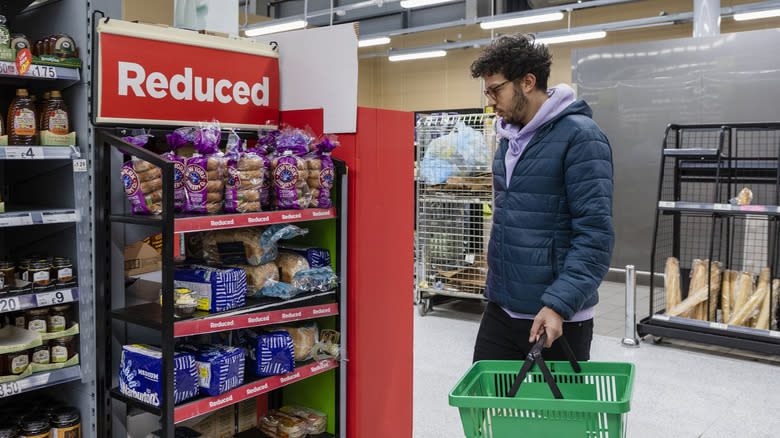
[694,0,721,37]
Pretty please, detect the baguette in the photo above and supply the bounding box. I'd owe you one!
[728,274,769,326]
[732,271,754,319]
[756,282,771,330]
[665,257,682,313]
[721,270,734,323]
[682,259,707,319]
[771,279,780,330]
[707,261,722,321]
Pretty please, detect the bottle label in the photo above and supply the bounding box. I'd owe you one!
[13,108,36,136]
[49,109,69,135]
[53,424,81,438]
[0,271,4,288]
[52,345,68,362]
[50,315,66,331]
[57,267,73,281]
[11,354,28,373]
[54,36,76,58]
[33,349,50,364]
[0,28,9,47]
[15,315,25,328]
[29,318,47,333]
[33,270,50,283]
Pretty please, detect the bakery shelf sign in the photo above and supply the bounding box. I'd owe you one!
[96,18,279,129]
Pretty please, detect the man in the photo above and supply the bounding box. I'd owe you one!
[470,34,614,362]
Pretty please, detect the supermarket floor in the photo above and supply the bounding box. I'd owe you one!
[413,281,780,438]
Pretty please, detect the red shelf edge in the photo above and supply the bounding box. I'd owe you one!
[174,303,339,337]
[174,208,336,233]
[174,359,339,423]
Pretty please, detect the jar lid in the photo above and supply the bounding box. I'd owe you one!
[52,257,71,266]
[0,425,18,438]
[20,415,49,433]
[174,288,192,295]
[29,261,51,269]
[0,261,13,268]
[51,304,71,311]
[50,407,80,425]
[26,307,48,315]
[53,335,74,342]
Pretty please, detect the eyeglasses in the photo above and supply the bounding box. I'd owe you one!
[484,80,510,98]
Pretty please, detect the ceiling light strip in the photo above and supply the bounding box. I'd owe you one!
[400,0,460,9]
[244,19,307,36]
[733,8,780,21]
[480,12,564,29]
[359,36,391,47]
[388,50,447,61]
[535,31,607,45]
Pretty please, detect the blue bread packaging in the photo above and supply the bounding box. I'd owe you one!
[118,344,199,406]
[278,246,331,268]
[179,344,246,396]
[238,329,296,377]
[174,265,247,313]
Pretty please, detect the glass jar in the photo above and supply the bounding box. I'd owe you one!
[28,261,51,287]
[0,350,29,375]
[49,336,74,363]
[19,415,50,438]
[0,422,19,438]
[0,260,13,291]
[11,311,25,329]
[51,258,73,283]
[49,408,80,438]
[31,341,50,364]
[18,257,34,281]
[47,305,71,332]
[25,308,48,333]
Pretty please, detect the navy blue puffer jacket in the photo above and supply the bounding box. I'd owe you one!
[485,100,614,320]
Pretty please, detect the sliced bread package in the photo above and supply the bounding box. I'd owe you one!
[178,344,245,396]
[174,265,247,313]
[118,344,199,406]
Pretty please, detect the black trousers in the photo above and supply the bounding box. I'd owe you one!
[473,301,593,363]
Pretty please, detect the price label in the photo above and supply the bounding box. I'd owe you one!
[41,211,78,224]
[0,381,21,398]
[713,203,732,211]
[769,330,780,339]
[0,297,21,313]
[658,201,675,208]
[709,322,728,330]
[0,213,33,227]
[27,64,57,79]
[73,159,87,172]
[36,290,73,307]
[653,314,671,321]
[5,147,45,159]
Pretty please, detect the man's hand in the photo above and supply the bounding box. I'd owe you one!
[529,306,563,348]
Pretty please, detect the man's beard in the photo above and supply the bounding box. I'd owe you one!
[503,88,528,126]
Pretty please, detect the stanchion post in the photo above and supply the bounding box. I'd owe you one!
[622,265,640,347]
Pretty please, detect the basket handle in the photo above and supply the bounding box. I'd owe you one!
[506,333,582,398]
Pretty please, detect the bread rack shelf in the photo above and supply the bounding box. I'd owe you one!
[639,122,780,355]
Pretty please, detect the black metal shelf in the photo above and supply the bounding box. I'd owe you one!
[663,148,723,158]
[109,388,162,416]
[108,214,162,227]
[0,366,81,399]
[657,201,780,216]
[111,290,337,336]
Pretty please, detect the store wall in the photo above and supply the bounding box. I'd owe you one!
[572,27,780,272]
[357,0,780,112]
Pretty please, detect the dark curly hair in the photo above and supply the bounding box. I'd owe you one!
[470,34,552,90]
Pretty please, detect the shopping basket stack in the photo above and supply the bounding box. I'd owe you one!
[449,335,635,437]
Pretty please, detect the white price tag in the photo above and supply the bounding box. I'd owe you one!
[653,314,671,321]
[36,290,73,307]
[73,159,87,172]
[0,381,21,398]
[658,201,675,208]
[27,64,57,79]
[0,297,21,313]
[465,253,476,264]
[41,211,78,224]
[5,146,44,159]
[769,330,780,339]
[713,203,732,211]
[0,213,33,227]
[709,322,728,330]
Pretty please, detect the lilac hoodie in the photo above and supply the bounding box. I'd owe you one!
[494,83,594,322]
[496,84,576,185]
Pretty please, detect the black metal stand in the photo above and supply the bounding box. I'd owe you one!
[640,122,780,354]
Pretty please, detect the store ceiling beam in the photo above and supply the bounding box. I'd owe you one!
[242,0,644,35]
[359,0,780,60]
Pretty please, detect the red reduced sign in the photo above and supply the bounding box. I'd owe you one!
[97,25,280,129]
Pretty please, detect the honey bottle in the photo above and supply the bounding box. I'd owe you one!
[7,89,37,145]
[38,91,50,122]
[41,90,69,135]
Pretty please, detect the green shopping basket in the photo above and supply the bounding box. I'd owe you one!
[449,334,635,438]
